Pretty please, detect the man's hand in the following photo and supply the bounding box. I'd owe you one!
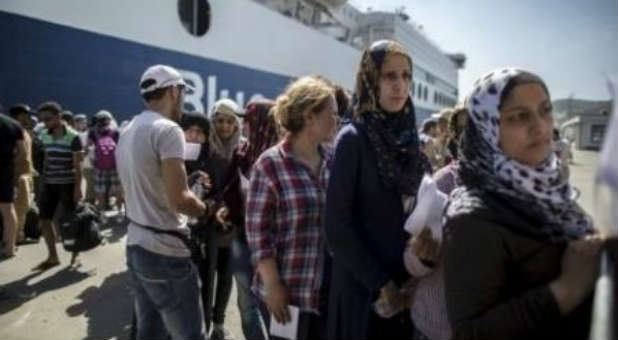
[162,158,206,217]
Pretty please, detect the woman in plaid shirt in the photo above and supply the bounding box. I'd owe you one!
[245,76,338,340]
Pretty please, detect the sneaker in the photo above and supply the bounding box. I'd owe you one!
[210,324,232,340]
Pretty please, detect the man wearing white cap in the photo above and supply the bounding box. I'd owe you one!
[116,64,208,340]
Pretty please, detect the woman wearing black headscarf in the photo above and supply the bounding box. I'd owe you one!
[325,40,430,340]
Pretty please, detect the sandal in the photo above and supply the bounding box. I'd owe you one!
[32,259,60,271]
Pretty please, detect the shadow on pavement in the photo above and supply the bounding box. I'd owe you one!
[66,271,133,340]
[0,267,93,316]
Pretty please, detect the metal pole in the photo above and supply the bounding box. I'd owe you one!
[590,240,617,340]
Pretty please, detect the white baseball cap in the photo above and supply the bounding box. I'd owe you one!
[139,64,193,94]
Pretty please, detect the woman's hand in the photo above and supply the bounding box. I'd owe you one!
[264,281,291,324]
[410,227,441,267]
[257,258,290,323]
[550,234,604,315]
[216,206,230,225]
[374,281,409,318]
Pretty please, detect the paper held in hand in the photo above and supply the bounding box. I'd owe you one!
[184,142,201,161]
[404,175,448,243]
[269,305,299,340]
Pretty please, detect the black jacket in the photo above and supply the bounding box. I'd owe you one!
[325,124,414,340]
[444,191,593,339]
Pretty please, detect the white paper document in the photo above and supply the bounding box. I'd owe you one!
[269,305,299,340]
[404,175,448,243]
[184,142,202,160]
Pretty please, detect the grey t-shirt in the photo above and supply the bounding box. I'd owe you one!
[116,110,190,257]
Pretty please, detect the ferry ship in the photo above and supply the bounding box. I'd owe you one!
[0,0,465,123]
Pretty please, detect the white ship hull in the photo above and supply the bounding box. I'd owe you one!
[0,0,458,122]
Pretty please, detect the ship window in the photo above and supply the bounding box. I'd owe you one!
[178,0,211,37]
[434,92,437,104]
[417,83,422,99]
[423,86,428,101]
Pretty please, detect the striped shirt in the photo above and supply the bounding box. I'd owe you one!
[40,125,82,184]
[246,139,331,313]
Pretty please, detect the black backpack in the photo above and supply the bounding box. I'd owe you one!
[0,204,40,240]
[32,135,45,175]
[60,203,103,252]
[24,204,41,239]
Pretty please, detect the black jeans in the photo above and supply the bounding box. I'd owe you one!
[197,229,234,331]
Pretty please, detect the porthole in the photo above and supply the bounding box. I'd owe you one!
[178,0,211,37]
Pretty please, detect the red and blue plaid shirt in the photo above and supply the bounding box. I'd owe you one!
[246,138,331,313]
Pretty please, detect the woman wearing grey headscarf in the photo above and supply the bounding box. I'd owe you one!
[203,98,243,338]
[209,99,242,161]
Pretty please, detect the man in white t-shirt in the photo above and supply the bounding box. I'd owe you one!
[116,65,208,340]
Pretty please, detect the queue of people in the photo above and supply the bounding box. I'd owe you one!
[1,38,611,340]
[1,101,122,268]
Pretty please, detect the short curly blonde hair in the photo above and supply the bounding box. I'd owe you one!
[273,76,334,134]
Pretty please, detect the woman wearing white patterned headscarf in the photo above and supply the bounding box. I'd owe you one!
[443,68,604,339]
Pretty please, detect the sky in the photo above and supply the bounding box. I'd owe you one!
[349,0,618,101]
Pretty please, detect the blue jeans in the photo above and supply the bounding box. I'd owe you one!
[231,236,267,340]
[127,245,205,340]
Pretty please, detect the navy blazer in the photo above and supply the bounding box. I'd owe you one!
[325,123,414,339]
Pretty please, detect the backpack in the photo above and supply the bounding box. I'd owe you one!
[24,204,41,239]
[32,135,45,175]
[60,203,103,252]
[93,130,117,169]
[0,205,40,240]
